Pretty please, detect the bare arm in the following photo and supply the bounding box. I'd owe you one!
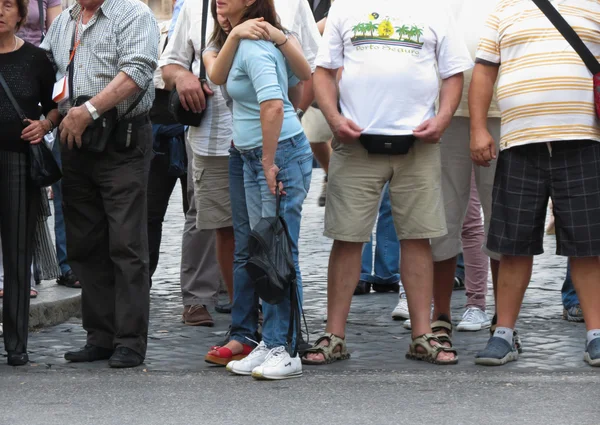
[297,77,314,112]
[469,62,499,167]
[59,72,141,149]
[46,5,62,30]
[314,66,362,143]
[469,63,498,131]
[413,73,463,143]
[260,100,285,195]
[271,33,311,81]
[288,83,304,110]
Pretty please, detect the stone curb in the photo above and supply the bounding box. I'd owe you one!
[0,281,81,330]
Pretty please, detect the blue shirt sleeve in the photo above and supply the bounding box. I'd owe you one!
[242,43,284,104]
[168,0,185,37]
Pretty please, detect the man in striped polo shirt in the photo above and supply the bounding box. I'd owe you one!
[470,0,600,367]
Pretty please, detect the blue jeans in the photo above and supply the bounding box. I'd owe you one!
[562,262,580,309]
[235,134,312,349]
[360,186,400,285]
[51,139,71,276]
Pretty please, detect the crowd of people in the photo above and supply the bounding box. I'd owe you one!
[1,0,599,378]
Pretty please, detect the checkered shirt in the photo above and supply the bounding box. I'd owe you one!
[40,0,159,118]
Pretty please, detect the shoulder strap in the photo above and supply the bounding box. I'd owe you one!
[0,71,28,122]
[38,0,46,43]
[532,0,600,75]
[199,0,209,80]
[122,87,149,119]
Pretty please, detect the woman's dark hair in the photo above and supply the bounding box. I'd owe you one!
[15,0,30,31]
[208,0,228,50]
[208,0,287,50]
[240,0,283,31]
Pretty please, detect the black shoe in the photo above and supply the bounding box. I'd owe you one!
[453,276,465,291]
[7,352,29,366]
[108,347,144,369]
[215,302,232,314]
[65,344,114,363]
[354,280,371,295]
[372,282,400,293]
[57,270,81,289]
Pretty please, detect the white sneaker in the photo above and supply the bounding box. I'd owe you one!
[392,292,410,320]
[456,307,491,332]
[226,341,270,375]
[251,346,302,380]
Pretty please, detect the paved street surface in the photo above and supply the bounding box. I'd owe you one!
[1,170,598,424]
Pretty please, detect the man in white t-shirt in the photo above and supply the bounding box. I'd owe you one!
[303,0,472,365]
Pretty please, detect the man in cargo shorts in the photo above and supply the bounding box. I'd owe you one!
[302,0,472,365]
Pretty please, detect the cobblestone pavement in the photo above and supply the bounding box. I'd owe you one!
[1,170,595,374]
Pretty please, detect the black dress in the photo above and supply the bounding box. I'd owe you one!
[0,42,56,361]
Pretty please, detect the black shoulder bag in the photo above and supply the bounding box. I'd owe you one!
[0,71,62,188]
[167,0,209,127]
[246,188,306,356]
[533,0,600,119]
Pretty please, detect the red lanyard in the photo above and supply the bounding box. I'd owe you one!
[68,11,84,67]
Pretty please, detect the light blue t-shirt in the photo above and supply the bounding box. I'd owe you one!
[226,39,303,150]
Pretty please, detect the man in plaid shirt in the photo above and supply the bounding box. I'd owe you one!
[41,0,159,369]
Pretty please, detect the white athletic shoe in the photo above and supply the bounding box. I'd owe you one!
[456,307,491,332]
[252,346,302,380]
[226,341,270,375]
[392,292,410,320]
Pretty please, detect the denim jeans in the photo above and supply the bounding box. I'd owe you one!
[562,262,580,309]
[235,134,312,349]
[51,138,71,276]
[229,146,260,346]
[360,185,400,285]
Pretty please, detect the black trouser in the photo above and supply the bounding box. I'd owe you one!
[147,149,188,280]
[61,122,152,357]
[0,150,40,355]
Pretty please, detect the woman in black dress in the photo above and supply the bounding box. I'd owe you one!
[0,0,61,366]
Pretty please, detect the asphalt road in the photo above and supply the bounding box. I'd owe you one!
[1,369,599,425]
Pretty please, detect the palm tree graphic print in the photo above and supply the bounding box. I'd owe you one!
[351,12,425,51]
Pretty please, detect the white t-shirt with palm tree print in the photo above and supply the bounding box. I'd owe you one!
[316,0,473,135]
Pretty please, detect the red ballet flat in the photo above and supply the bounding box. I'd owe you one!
[204,344,254,366]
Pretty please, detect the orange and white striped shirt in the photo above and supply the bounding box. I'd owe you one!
[476,0,600,150]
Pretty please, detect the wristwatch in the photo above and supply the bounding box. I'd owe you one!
[296,108,305,120]
[84,101,100,120]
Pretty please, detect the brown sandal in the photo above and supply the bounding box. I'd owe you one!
[301,333,350,365]
[406,333,458,365]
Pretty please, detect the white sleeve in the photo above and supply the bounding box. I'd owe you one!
[158,1,194,71]
[314,1,344,70]
[294,0,322,72]
[434,6,474,79]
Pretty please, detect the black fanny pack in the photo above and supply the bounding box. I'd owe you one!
[73,89,147,153]
[73,96,118,153]
[359,134,416,155]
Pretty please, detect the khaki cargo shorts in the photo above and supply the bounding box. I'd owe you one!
[301,106,333,143]
[430,117,501,262]
[324,138,447,242]
[192,154,232,230]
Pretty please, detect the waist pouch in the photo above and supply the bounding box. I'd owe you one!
[359,134,416,155]
[114,114,150,152]
[74,96,118,153]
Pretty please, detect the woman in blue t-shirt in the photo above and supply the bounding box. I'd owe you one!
[202,0,312,381]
